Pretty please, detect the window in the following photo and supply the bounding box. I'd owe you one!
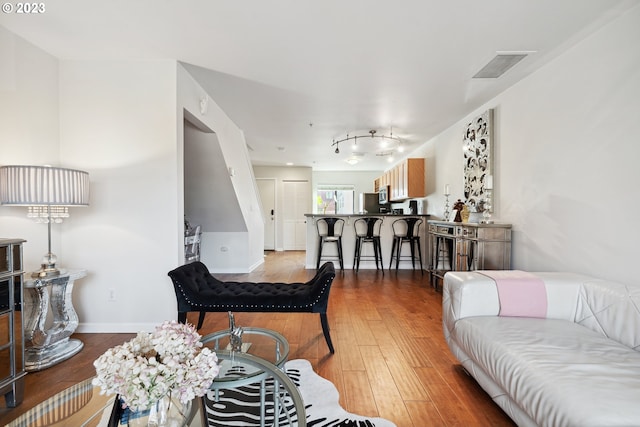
[315,185,355,214]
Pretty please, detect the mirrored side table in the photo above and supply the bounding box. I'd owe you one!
[23,269,87,371]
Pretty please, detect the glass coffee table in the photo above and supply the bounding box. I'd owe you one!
[201,327,289,382]
[8,328,303,426]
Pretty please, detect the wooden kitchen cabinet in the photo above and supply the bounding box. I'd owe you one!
[374,158,425,202]
[391,165,399,200]
[397,158,424,200]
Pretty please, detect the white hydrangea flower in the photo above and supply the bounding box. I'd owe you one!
[92,320,219,411]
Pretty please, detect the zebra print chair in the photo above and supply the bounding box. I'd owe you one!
[168,261,336,353]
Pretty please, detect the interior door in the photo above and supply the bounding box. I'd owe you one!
[283,180,310,250]
[256,179,276,250]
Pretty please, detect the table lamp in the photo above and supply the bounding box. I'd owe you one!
[0,165,90,278]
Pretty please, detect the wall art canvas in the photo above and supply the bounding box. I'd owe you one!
[463,109,493,212]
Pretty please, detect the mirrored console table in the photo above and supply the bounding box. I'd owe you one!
[0,238,26,407]
[428,220,512,289]
[23,269,87,371]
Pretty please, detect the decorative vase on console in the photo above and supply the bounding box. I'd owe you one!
[460,204,470,223]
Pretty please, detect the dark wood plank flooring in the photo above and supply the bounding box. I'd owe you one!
[0,251,514,426]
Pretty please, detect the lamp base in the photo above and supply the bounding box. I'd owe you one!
[26,338,84,372]
[32,251,60,278]
[32,267,61,279]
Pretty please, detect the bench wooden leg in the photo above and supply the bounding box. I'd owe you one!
[178,312,187,324]
[320,313,335,354]
[197,311,206,330]
[177,311,206,330]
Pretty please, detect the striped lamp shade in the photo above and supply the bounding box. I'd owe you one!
[0,165,90,206]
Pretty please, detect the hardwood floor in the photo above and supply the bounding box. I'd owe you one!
[0,251,515,426]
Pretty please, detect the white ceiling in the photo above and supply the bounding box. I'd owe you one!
[1,0,637,171]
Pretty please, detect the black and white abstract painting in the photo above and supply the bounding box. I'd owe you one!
[463,109,493,212]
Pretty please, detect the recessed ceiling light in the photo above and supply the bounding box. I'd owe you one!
[286,162,293,166]
[345,157,360,165]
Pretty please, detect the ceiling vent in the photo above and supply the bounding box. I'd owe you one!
[473,53,530,79]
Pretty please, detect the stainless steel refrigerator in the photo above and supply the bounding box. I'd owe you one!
[358,193,381,214]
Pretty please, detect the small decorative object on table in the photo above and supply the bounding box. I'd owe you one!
[453,199,466,223]
[228,311,244,352]
[480,189,493,223]
[92,320,220,427]
[460,204,470,223]
[443,184,451,221]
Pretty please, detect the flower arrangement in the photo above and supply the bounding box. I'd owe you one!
[92,320,220,411]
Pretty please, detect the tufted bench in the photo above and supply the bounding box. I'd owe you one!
[167,261,336,353]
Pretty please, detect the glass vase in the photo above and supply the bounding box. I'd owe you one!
[127,393,191,427]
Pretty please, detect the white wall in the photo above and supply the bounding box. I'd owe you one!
[58,59,179,331]
[2,53,180,332]
[414,5,640,286]
[0,27,61,267]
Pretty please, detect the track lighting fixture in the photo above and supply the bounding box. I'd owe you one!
[331,128,401,150]
[331,127,406,165]
[331,129,402,154]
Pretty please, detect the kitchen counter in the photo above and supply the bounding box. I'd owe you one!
[304,213,430,270]
[304,213,427,217]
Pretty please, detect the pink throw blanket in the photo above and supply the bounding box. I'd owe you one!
[479,270,548,318]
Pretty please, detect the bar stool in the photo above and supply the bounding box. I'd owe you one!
[389,217,424,272]
[433,235,454,271]
[353,217,384,273]
[316,217,345,270]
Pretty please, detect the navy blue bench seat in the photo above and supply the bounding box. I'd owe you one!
[167,261,336,353]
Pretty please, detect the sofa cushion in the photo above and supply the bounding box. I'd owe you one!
[576,280,640,351]
[452,316,640,427]
[478,270,548,318]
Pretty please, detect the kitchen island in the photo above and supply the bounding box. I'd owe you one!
[304,213,430,270]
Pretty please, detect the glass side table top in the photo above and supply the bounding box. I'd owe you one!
[7,378,112,427]
[6,378,204,427]
[200,327,289,385]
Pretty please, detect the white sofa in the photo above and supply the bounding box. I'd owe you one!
[443,271,640,427]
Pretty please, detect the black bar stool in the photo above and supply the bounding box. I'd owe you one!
[353,217,384,273]
[316,217,345,270]
[389,217,424,272]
